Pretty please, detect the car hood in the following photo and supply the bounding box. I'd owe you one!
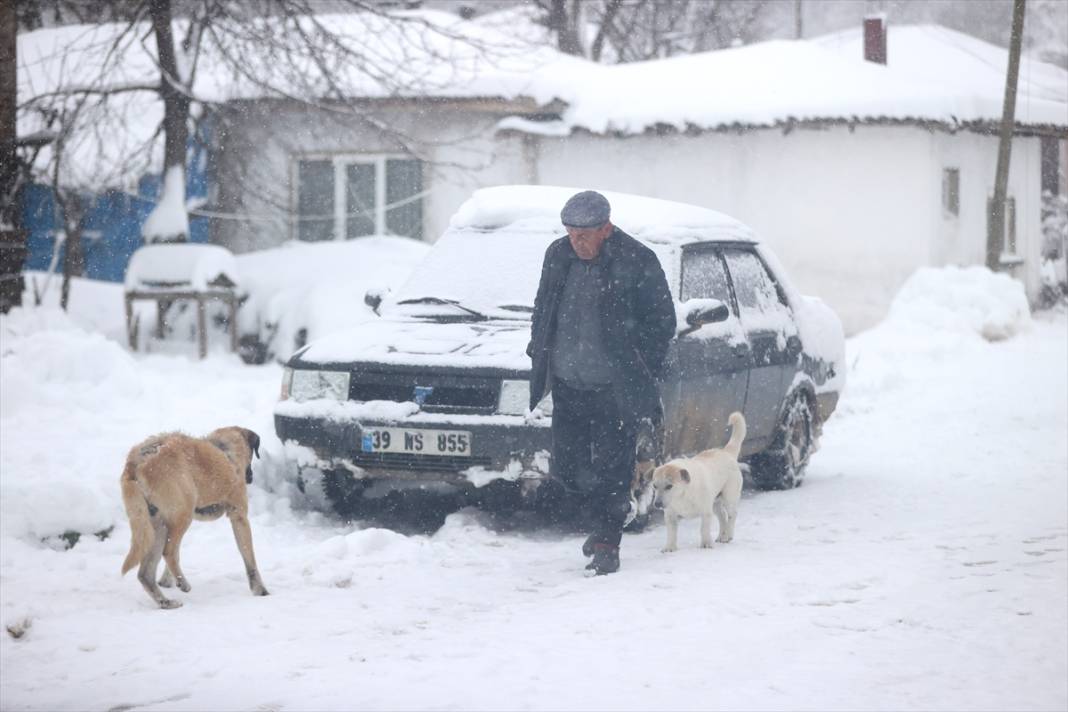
[291,318,532,373]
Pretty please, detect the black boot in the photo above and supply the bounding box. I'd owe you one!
[585,543,620,575]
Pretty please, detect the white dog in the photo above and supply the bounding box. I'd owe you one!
[651,412,745,552]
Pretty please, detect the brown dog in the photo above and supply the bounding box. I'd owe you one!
[120,427,268,609]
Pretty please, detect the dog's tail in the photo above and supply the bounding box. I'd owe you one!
[120,461,153,576]
[724,412,747,459]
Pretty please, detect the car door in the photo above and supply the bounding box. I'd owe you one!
[661,245,750,457]
[721,247,800,447]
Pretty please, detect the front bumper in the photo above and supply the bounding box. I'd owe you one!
[275,406,553,485]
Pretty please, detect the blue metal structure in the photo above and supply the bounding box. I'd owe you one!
[20,125,212,283]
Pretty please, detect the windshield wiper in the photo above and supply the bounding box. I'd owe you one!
[396,296,488,320]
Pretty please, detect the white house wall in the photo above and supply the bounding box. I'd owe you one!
[534,125,938,334]
[213,103,526,252]
[930,131,1045,302]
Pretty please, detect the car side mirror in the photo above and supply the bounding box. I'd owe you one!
[686,301,730,327]
[677,298,730,338]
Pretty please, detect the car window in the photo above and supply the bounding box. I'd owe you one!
[680,249,732,304]
[722,249,790,327]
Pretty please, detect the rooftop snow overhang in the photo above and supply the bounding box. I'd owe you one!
[496,115,1068,140]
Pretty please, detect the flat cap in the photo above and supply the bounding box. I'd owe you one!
[560,190,611,228]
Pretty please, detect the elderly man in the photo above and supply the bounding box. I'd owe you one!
[527,190,676,575]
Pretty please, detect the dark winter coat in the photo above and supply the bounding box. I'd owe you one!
[527,226,676,422]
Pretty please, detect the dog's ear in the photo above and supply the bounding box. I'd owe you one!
[244,429,261,459]
[679,468,690,483]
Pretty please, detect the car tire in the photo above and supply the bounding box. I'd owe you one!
[321,469,369,519]
[748,392,815,490]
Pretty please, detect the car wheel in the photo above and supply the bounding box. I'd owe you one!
[748,393,815,490]
[625,418,664,532]
[321,469,368,519]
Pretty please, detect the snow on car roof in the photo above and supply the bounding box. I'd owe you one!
[449,185,755,245]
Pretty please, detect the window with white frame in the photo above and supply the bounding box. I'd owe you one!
[295,155,423,241]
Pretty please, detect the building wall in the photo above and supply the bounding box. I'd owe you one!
[531,125,1051,334]
[211,101,528,253]
[213,107,1054,334]
[930,131,1046,301]
[534,125,937,334]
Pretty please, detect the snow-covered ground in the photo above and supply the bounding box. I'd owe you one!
[1,270,1065,711]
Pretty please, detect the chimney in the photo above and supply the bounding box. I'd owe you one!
[864,14,887,65]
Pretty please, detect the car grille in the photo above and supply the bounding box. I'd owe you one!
[349,372,499,414]
[351,452,493,472]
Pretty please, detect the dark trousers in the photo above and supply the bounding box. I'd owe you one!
[550,380,638,549]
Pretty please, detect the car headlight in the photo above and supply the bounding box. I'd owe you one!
[497,380,553,416]
[288,369,351,402]
[280,367,294,400]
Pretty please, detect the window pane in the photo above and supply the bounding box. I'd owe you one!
[385,158,423,239]
[942,167,959,216]
[346,163,376,238]
[680,249,731,302]
[723,249,788,325]
[297,160,334,242]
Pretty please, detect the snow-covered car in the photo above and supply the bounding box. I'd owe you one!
[235,237,430,363]
[275,186,845,519]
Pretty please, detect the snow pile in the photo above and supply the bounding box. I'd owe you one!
[844,265,1031,401]
[235,237,430,363]
[887,265,1031,342]
[0,294,283,543]
[0,309,146,540]
[124,243,240,291]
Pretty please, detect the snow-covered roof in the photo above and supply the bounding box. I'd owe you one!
[813,24,1068,106]
[18,11,1066,188]
[124,243,241,292]
[16,9,584,186]
[519,28,1067,136]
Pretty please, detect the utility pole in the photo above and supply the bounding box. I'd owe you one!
[987,0,1027,271]
[795,0,803,40]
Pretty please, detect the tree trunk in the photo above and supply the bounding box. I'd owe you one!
[548,0,584,56]
[58,192,85,312]
[987,0,1027,270]
[0,0,26,313]
[144,0,190,243]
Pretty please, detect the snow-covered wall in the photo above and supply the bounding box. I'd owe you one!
[930,131,1046,307]
[212,101,528,252]
[531,125,1049,334]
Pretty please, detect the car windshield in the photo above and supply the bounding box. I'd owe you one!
[386,221,559,321]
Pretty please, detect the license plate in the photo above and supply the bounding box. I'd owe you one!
[360,427,472,456]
